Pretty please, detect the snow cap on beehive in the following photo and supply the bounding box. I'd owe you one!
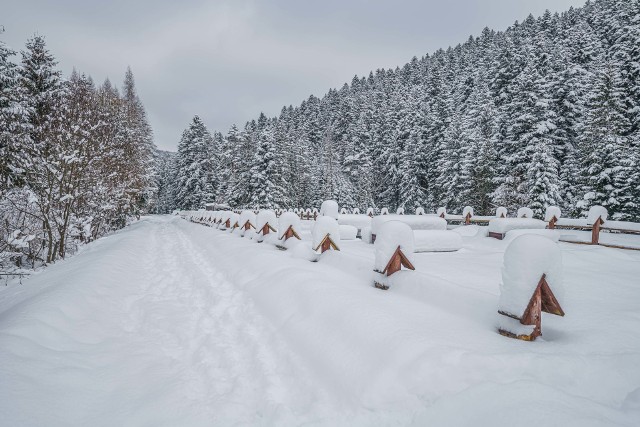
[517,207,534,219]
[496,207,508,218]
[256,210,277,232]
[239,210,256,228]
[463,206,474,218]
[380,207,389,215]
[320,200,339,219]
[498,234,563,318]
[415,207,425,215]
[437,207,446,217]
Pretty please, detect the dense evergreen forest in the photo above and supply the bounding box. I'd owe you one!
[1,35,156,268]
[164,0,639,221]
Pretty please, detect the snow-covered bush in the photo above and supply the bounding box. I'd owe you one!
[415,207,425,215]
[320,200,339,219]
[499,235,563,318]
[414,230,462,252]
[587,205,608,225]
[517,207,534,219]
[374,221,414,272]
[496,207,508,218]
[544,206,562,222]
[312,216,340,251]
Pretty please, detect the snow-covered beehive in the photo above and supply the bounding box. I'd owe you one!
[276,212,301,249]
[587,205,608,244]
[437,207,446,218]
[497,235,565,341]
[239,210,256,234]
[373,221,415,290]
[340,207,348,215]
[396,207,405,215]
[312,216,340,254]
[517,207,534,219]
[380,207,389,215]
[366,207,375,217]
[255,210,277,242]
[496,207,508,218]
[320,200,339,219]
[415,207,425,216]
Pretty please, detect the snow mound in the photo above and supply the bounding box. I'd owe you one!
[489,218,546,234]
[452,224,487,238]
[517,207,534,219]
[414,230,463,252]
[339,224,358,240]
[496,207,508,218]
[462,206,474,218]
[544,206,562,222]
[278,212,301,240]
[372,215,447,235]
[374,221,415,272]
[320,200,339,219]
[338,214,371,231]
[587,205,608,225]
[312,216,340,251]
[504,229,561,243]
[499,235,563,317]
[415,207,425,215]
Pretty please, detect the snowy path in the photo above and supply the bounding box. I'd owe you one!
[1,215,640,426]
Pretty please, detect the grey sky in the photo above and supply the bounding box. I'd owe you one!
[2,0,587,151]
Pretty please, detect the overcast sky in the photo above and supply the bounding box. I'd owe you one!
[3,0,587,151]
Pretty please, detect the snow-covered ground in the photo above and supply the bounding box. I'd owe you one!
[1,215,639,426]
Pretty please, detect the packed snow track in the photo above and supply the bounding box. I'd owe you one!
[1,215,639,426]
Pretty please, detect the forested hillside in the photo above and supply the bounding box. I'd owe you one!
[167,0,639,220]
[0,36,156,268]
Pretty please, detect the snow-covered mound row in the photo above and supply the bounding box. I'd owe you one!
[2,216,640,426]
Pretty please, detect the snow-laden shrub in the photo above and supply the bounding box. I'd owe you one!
[544,206,562,222]
[498,234,563,318]
[517,207,534,219]
[320,200,339,219]
[587,205,608,225]
[374,221,415,272]
[312,216,340,251]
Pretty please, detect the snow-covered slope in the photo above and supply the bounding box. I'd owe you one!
[1,215,639,426]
